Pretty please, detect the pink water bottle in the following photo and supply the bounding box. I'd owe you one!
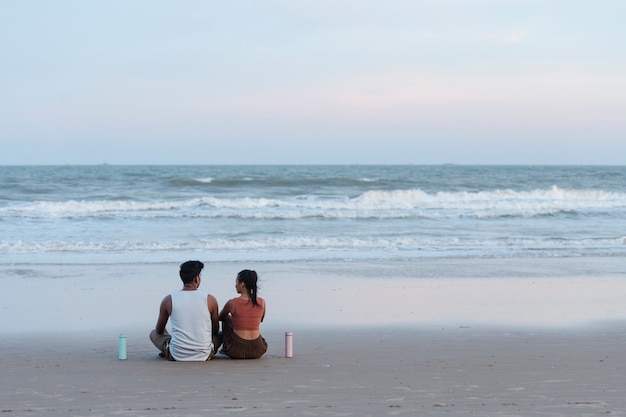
[285,331,293,358]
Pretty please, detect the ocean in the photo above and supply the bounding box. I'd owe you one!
[2,164,625,265]
[2,164,626,333]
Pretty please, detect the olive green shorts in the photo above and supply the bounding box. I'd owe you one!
[151,333,222,361]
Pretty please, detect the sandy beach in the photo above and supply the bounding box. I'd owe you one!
[2,257,626,416]
[2,324,626,416]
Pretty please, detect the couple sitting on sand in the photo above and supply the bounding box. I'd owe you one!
[149,260,267,361]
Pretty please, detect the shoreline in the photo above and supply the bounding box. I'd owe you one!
[2,256,626,335]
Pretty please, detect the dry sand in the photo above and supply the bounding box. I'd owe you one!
[2,324,626,416]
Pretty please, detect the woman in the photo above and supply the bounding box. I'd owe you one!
[219,270,268,359]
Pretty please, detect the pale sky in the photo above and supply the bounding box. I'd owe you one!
[1,1,625,165]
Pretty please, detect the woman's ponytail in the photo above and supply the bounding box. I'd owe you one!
[238,270,259,307]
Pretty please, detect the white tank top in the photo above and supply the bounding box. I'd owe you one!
[169,289,213,361]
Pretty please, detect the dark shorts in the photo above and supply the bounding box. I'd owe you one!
[221,317,268,359]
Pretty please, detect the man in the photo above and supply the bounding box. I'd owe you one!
[149,260,221,361]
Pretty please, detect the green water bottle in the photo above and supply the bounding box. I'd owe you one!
[118,334,127,360]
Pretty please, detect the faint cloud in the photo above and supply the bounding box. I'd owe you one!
[355,28,530,47]
[458,29,529,46]
[496,30,528,45]
[202,69,626,131]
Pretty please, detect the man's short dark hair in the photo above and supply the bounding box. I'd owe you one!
[179,260,204,283]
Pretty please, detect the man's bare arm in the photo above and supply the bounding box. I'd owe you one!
[207,294,219,335]
[155,295,172,335]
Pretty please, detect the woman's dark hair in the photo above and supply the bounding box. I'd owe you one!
[179,260,204,283]
[237,269,260,307]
